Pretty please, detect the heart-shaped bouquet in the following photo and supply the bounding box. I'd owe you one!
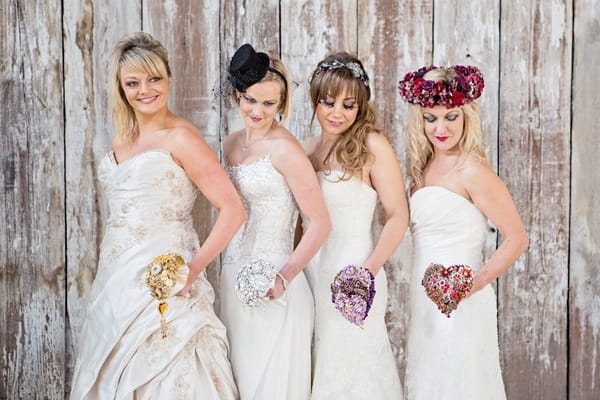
[421,263,473,317]
[330,265,376,327]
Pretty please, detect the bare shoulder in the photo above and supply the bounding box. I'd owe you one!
[269,126,310,168]
[460,155,497,182]
[270,125,304,152]
[223,129,244,153]
[302,135,321,156]
[366,131,394,153]
[459,155,506,198]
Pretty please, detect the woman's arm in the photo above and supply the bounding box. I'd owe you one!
[169,127,247,294]
[267,136,331,299]
[463,160,529,295]
[362,133,410,275]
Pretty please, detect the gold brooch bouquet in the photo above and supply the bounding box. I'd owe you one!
[145,253,188,338]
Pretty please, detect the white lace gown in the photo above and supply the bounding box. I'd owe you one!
[406,186,506,399]
[70,150,238,400]
[304,170,403,400]
[219,156,314,400]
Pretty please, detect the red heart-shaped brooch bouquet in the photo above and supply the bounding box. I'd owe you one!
[421,263,473,317]
[330,265,376,326]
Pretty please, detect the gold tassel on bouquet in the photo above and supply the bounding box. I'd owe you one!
[145,253,186,338]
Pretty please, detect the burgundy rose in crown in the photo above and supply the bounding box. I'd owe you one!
[421,263,473,317]
[330,265,376,326]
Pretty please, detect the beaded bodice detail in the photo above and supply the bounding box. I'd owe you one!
[224,156,298,265]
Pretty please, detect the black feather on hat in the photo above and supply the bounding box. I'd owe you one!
[228,43,270,92]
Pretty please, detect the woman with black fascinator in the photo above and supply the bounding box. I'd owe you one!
[218,44,331,400]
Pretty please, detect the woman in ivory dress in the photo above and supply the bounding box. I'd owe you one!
[398,65,529,399]
[218,43,331,400]
[70,32,245,400]
[302,52,408,399]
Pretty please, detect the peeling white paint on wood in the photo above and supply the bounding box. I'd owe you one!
[1,1,598,399]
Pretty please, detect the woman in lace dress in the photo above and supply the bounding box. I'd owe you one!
[398,65,529,399]
[70,32,245,400]
[218,44,331,400]
[302,52,408,399]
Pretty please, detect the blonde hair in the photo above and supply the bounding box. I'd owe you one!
[264,58,292,123]
[309,52,379,178]
[108,32,171,142]
[406,100,487,191]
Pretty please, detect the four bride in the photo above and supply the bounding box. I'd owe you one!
[70,32,528,400]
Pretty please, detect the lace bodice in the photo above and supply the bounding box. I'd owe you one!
[224,156,298,265]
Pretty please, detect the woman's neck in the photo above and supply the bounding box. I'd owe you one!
[136,109,171,136]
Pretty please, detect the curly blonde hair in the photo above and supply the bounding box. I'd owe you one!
[309,52,381,178]
[108,32,171,143]
[406,99,487,191]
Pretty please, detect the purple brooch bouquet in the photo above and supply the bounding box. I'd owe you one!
[330,265,376,326]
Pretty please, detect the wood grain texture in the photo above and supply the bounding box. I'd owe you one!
[280,0,358,140]
[63,5,142,392]
[357,0,433,384]
[2,2,599,399]
[0,1,66,399]
[570,0,600,397]
[143,0,224,302]
[433,0,500,168]
[497,1,572,398]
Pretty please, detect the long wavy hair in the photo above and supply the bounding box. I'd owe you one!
[108,32,171,142]
[309,52,381,178]
[406,69,487,191]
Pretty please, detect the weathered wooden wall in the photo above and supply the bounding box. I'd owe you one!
[1,1,598,399]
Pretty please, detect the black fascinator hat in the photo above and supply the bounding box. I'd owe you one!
[228,43,270,92]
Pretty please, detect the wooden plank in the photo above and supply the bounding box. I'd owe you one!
[570,0,600,397]
[497,1,571,398]
[433,0,500,169]
[143,0,223,298]
[63,0,141,393]
[0,2,65,399]
[357,0,433,386]
[280,0,358,140]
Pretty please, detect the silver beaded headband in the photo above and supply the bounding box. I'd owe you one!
[319,59,370,87]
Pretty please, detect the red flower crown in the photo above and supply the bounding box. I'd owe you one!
[397,65,484,108]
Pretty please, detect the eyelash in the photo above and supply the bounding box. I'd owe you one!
[242,96,276,106]
[320,100,356,110]
[125,77,162,87]
[424,114,459,123]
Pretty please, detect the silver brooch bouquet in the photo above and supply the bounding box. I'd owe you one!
[236,259,278,308]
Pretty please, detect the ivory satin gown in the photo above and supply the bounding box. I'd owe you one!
[70,150,238,400]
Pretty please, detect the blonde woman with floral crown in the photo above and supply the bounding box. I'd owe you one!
[302,52,408,399]
[70,32,245,400]
[218,43,331,400]
[398,65,529,399]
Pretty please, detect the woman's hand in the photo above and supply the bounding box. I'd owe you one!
[267,274,286,300]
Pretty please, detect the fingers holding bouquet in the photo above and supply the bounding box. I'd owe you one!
[236,258,291,307]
